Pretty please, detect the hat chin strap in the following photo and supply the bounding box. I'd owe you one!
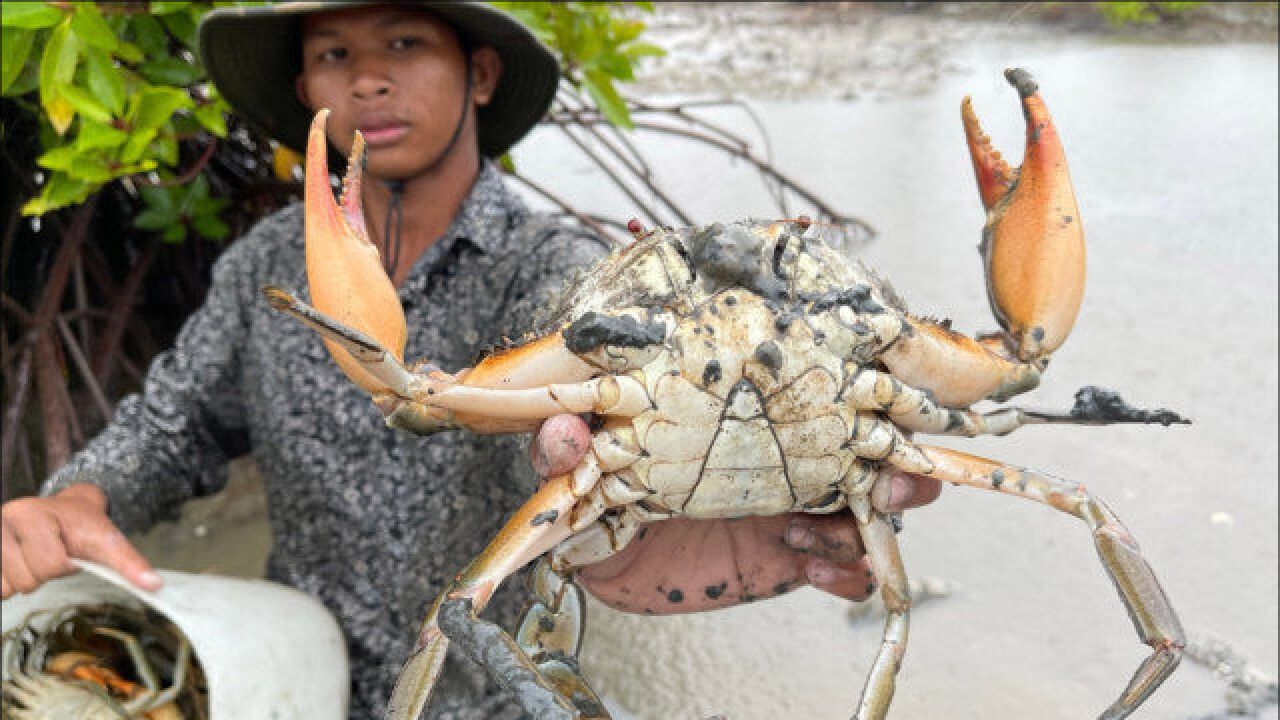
[381,51,474,279]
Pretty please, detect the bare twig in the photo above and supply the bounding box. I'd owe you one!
[73,255,92,358]
[581,112,875,240]
[555,90,695,226]
[507,171,620,245]
[34,333,70,472]
[626,97,754,151]
[92,239,158,383]
[1,293,34,326]
[139,140,219,188]
[1,346,34,481]
[80,242,120,298]
[56,315,113,423]
[56,354,84,449]
[649,99,788,212]
[561,86,656,179]
[117,354,145,388]
[550,117,668,228]
[23,198,98,475]
[535,92,874,246]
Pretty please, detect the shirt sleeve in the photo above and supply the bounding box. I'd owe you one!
[40,221,270,534]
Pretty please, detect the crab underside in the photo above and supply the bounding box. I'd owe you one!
[265,68,1189,720]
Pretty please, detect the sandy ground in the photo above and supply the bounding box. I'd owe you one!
[125,3,1277,719]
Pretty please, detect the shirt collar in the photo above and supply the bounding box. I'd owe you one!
[395,159,528,299]
[439,159,529,256]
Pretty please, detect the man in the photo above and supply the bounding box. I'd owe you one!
[1,3,940,718]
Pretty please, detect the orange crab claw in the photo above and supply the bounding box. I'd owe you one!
[305,108,407,394]
[963,68,1085,362]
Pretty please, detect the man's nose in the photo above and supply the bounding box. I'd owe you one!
[351,63,391,100]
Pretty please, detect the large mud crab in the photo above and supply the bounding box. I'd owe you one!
[264,69,1188,719]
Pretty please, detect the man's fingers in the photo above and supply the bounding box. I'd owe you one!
[530,414,592,477]
[14,511,74,584]
[784,514,865,564]
[2,524,40,596]
[877,472,944,512]
[63,517,162,593]
[805,557,877,601]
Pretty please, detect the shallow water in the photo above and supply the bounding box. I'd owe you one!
[511,39,1278,720]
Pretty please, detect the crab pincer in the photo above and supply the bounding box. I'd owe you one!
[964,68,1085,363]
[294,109,409,395]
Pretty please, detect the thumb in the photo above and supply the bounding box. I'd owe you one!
[62,515,162,593]
[531,414,592,477]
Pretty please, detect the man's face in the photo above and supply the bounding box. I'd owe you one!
[296,5,501,180]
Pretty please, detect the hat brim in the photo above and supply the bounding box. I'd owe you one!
[198,1,559,157]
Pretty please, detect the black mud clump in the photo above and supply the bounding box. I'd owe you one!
[1069,386,1191,426]
[686,222,788,302]
[1005,67,1038,99]
[564,311,667,353]
[754,340,783,373]
[804,284,884,315]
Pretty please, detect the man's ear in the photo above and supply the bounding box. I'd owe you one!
[469,46,502,107]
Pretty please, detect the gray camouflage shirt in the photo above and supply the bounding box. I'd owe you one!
[43,161,610,719]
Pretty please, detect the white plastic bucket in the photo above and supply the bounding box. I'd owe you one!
[2,560,349,719]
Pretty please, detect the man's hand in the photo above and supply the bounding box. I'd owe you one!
[1,483,162,599]
[530,414,942,613]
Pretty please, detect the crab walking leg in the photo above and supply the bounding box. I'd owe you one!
[881,316,1042,407]
[512,560,612,720]
[847,364,1031,436]
[265,288,646,432]
[845,368,1190,437]
[916,445,1184,719]
[847,496,911,720]
[94,628,191,714]
[386,468,607,720]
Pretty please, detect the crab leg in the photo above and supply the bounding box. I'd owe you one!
[94,627,190,714]
[880,317,1042,407]
[265,288,647,434]
[847,495,911,720]
[386,462,608,720]
[966,68,1085,363]
[845,368,1190,436]
[512,558,613,720]
[916,445,1184,719]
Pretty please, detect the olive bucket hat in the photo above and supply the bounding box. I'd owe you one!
[198,1,559,158]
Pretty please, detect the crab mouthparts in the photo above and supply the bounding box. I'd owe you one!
[303,109,408,394]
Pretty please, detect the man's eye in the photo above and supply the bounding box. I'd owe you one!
[317,47,347,62]
[390,37,421,51]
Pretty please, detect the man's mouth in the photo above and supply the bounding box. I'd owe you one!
[358,121,410,147]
